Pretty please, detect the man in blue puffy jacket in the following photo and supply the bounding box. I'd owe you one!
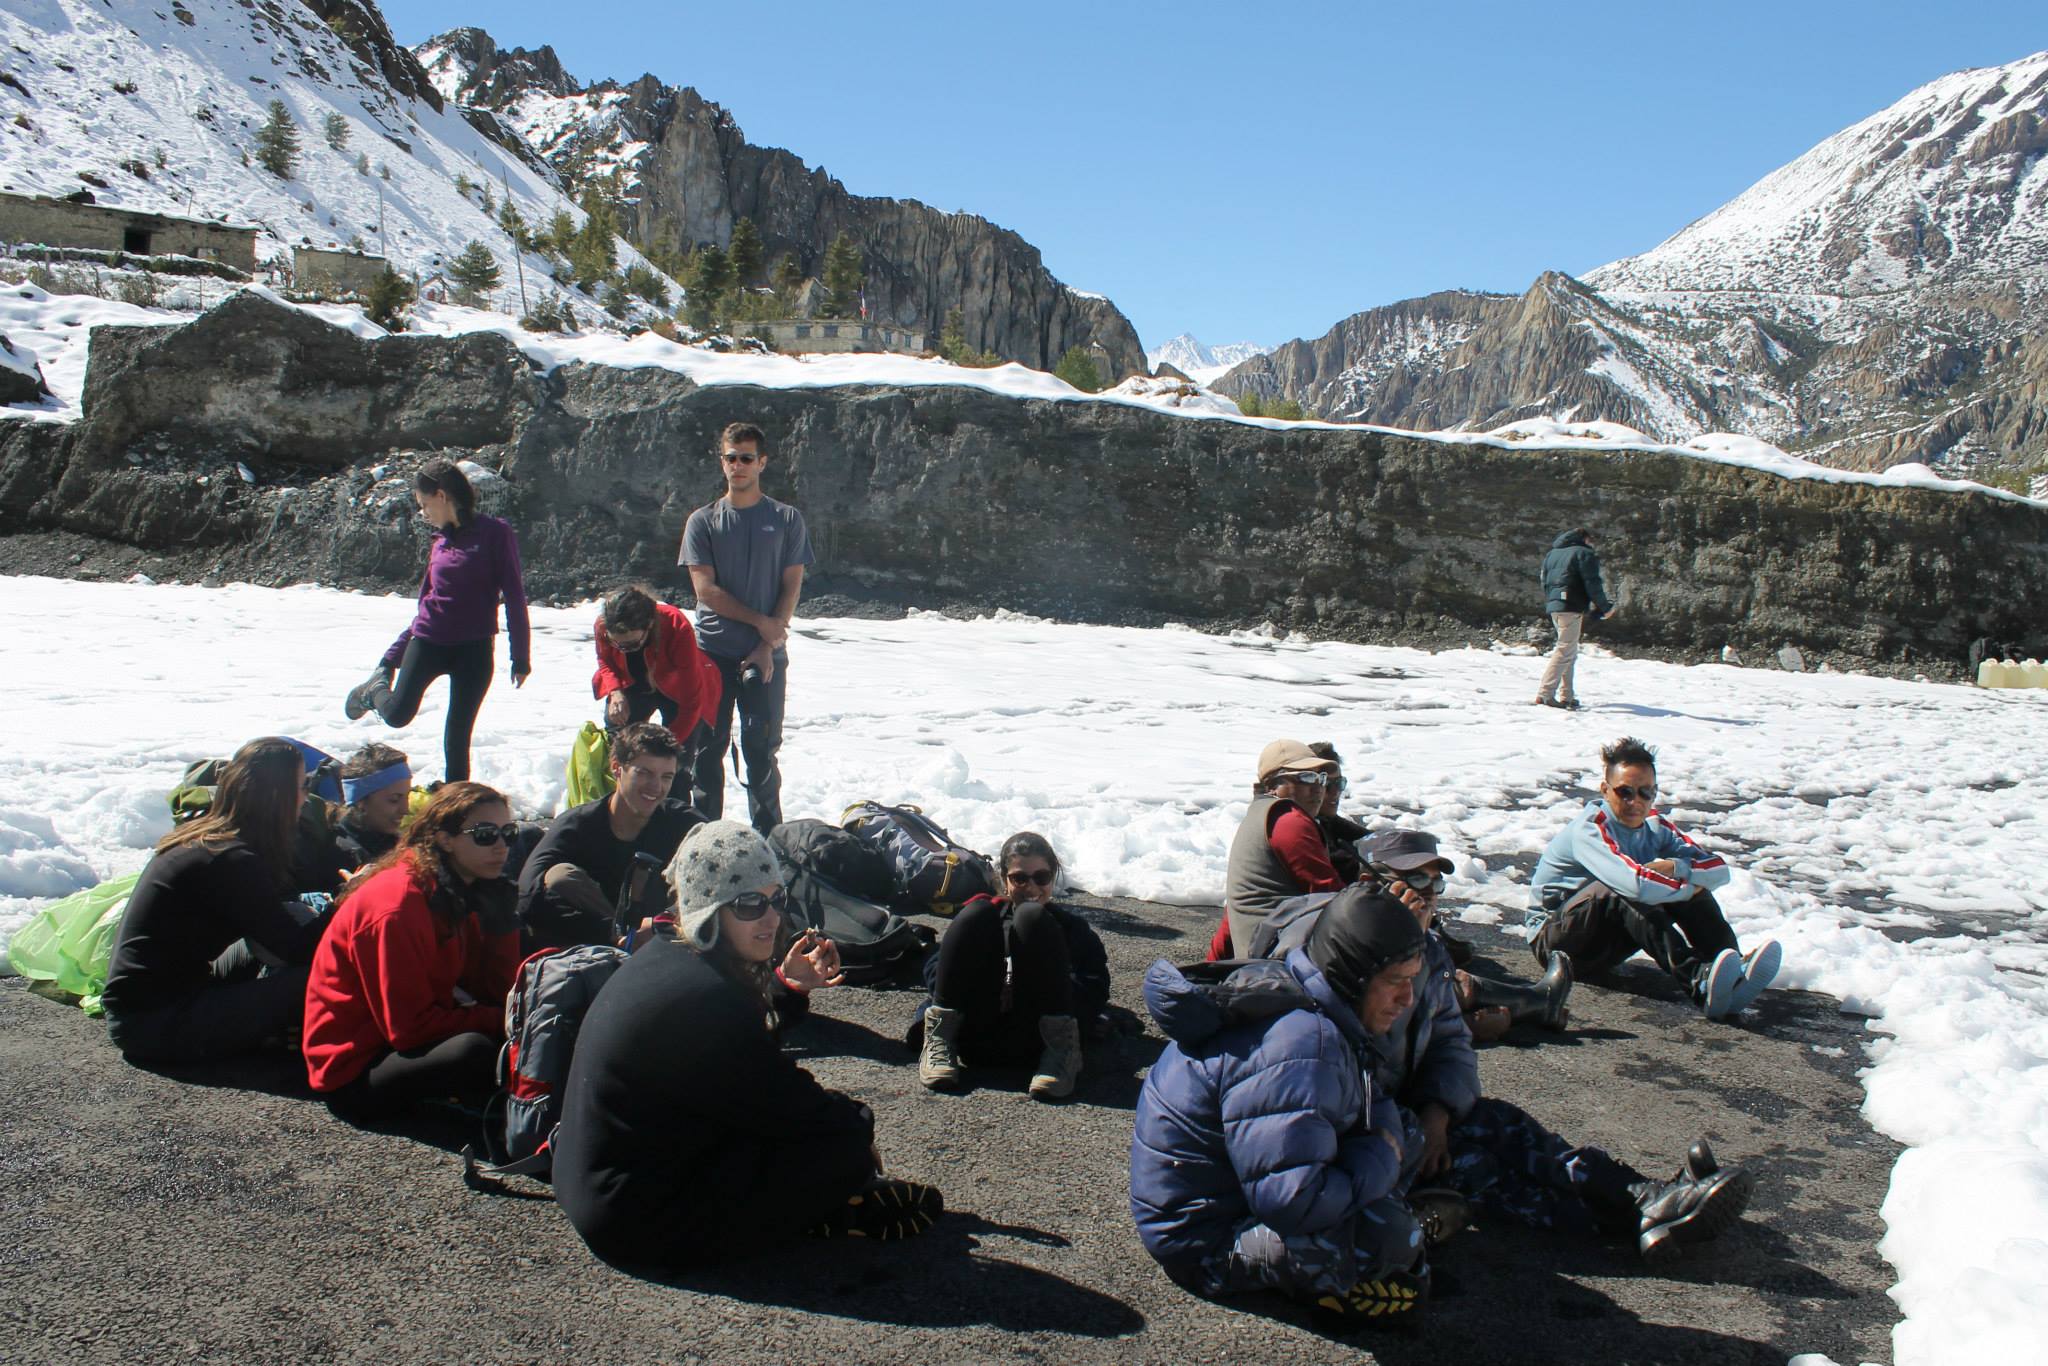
[1534,528,1615,711]
[1529,736,1782,1019]
[1131,887,1433,1329]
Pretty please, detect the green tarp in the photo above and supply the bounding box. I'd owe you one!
[5,873,140,1017]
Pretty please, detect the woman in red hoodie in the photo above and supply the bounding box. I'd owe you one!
[303,781,522,1118]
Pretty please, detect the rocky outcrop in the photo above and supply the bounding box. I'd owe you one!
[3,294,2043,669]
[0,333,49,406]
[417,30,1147,379]
[300,0,443,113]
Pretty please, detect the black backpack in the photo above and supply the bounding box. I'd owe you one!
[839,801,998,918]
[769,822,935,987]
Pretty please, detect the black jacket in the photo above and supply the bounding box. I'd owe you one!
[1540,530,1613,615]
[551,941,875,1269]
[517,797,702,948]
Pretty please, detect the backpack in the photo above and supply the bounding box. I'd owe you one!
[769,822,936,987]
[771,818,896,904]
[839,801,998,918]
[169,739,342,822]
[564,721,614,809]
[461,942,628,1190]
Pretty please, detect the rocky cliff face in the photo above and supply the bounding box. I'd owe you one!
[1220,51,2048,484]
[3,294,2042,671]
[414,29,1147,378]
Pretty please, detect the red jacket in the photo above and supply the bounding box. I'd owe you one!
[591,602,722,740]
[302,856,520,1092]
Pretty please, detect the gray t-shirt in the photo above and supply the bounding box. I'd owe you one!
[678,495,814,660]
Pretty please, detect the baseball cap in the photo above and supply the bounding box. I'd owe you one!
[1256,739,1339,785]
[1363,828,1456,875]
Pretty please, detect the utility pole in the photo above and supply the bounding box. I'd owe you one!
[503,172,527,315]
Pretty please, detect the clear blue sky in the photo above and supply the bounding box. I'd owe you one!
[379,0,2045,352]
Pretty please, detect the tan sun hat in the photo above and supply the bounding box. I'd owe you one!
[1256,738,1339,785]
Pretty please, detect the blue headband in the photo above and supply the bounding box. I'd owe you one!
[342,761,412,805]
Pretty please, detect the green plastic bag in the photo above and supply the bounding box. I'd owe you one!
[6,873,142,1017]
[565,721,615,809]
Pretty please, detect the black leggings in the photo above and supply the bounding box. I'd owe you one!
[327,1032,499,1121]
[377,638,493,782]
[931,900,1073,1065]
[105,964,309,1065]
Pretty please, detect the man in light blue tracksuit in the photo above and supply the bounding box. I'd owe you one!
[1529,736,1780,1019]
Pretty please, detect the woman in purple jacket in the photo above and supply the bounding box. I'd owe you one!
[343,459,530,782]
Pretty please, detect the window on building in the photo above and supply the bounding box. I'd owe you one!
[823,325,839,339]
[795,325,811,339]
[123,227,152,255]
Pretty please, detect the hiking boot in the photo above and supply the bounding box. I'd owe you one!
[918,1005,966,1091]
[1556,697,1583,711]
[1029,1013,1083,1101]
[344,665,392,721]
[1724,939,1783,1015]
[1632,1165,1754,1263]
[807,1178,943,1241]
[1465,951,1574,1032]
[1699,948,1743,1019]
[1315,1263,1429,1331]
[1408,1187,1470,1248]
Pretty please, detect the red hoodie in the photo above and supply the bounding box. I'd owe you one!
[591,601,722,740]
[303,855,520,1092]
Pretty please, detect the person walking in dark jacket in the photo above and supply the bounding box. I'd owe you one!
[914,832,1111,1100]
[517,723,703,950]
[552,821,941,1270]
[344,458,530,782]
[103,737,333,1064]
[1534,528,1615,711]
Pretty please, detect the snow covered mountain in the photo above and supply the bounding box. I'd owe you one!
[0,0,657,320]
[1222,51,2048,481]
[1146,333,1270,384]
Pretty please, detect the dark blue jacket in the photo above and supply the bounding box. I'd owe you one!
[1129,952,1405,1280]
[1541,530,1612,615]
[1367,933,1481,1119]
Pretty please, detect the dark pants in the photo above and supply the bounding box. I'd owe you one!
[1444,1097,1645,1236]
[931,899,1074,1067]
[106,963,310,1065]
[612,684,692,799]
[689,651,787,832]
[377,637,494,782]
[1532,882,1739,1005]
[326,1032,499,1121]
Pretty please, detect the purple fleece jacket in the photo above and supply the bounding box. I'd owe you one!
[381,515,531,669]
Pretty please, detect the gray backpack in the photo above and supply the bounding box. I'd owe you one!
[462,943,628,1190]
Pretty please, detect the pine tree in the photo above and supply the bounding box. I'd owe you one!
[449,240,501,302]
[355,151,369,175]
[940,308,969,361]
[771,253,804,299]
[497,198,527,248]
[323,112,349,151]
[1054,345,1104,393]
[622,263,670,308]
[364,269,416,330]
[378,162,391,181]
[253,99,300,178]
[543,209,577,256]
[728,217,764,287]
[481,184,496,214]
[569,197,618,289]
[821,233,863,318]
[686,246,732,329]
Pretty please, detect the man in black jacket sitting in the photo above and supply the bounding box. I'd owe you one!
[517,724,702,949]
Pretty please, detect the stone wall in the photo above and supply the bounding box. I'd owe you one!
[0,193,258,272]
[293,247,387,296]
[750,319,927,356]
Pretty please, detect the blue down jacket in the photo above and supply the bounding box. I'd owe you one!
[1130,951,1405,1280]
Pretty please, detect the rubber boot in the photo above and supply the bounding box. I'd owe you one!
[1463,951,1573,1031]
[1681,1137,1717,1182]
[1028,1013,1083,1101]
[1434,922,1475,968]
[344,665,392,721]
[918,1005,966,1091]
[1631,1165,1754,1263]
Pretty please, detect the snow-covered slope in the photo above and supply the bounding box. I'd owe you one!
[0,0,667,313]
[1146,333,1270,384]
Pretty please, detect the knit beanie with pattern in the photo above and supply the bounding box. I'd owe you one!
[668,820,782,949]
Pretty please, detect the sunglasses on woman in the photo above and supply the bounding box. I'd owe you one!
[461,823,522,847]
[1006,868,1055,889]
[723,888,788,921]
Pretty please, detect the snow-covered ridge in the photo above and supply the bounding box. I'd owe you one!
[1147,332,1270,384]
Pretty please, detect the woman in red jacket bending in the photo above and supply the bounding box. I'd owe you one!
[303,781,522,1119]
[592,585,721,794]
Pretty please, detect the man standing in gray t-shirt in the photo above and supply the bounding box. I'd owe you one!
[677,421,815,831]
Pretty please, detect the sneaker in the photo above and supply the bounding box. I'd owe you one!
[1724,940,1783,1014]
[344,666,391,721]
[1316,1265,1429,1330]
[1634,1166,1754,1263]
[917,1005,966,1092]
[1699,948,1743,1019]
[1556,698,1583,711]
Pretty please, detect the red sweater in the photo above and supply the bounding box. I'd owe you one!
[303,857,520,1092]
[1205,806,1341,962]
[591,602,722,740]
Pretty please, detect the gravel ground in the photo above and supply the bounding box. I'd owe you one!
[0,895,1899,1365]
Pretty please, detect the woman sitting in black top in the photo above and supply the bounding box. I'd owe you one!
[551,820,942,1270]
[915,832,1110,1101]
[103,737,331,1064]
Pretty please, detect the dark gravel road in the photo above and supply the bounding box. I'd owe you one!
[0,895,1898,1365]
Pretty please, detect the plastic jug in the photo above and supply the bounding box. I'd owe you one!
[2023,659,2048,689]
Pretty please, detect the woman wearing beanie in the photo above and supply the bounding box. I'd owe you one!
[913,831,1110,1100]
[552,820,943,1269]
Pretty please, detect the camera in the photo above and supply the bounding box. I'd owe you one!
[741,663,762,687]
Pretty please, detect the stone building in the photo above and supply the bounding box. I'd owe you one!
[0,192,257,273]
[749,318,928,356]
[293,246,386,296]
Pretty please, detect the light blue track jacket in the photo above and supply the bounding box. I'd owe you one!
[1529,799,1730,911]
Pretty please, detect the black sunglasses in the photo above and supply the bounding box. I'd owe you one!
[724,887,787,921]
[1610,783,1658,804]
[1006,868,1055,888]
[461,823,521,847]
[721,450,762,465]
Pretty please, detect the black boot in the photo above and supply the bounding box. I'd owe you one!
[1464,951,1573,1031]
[1681,1137,1717,1182]
[1631,1165,1754,1263]
[1434,922,1475,967]
[344,665,393,721]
